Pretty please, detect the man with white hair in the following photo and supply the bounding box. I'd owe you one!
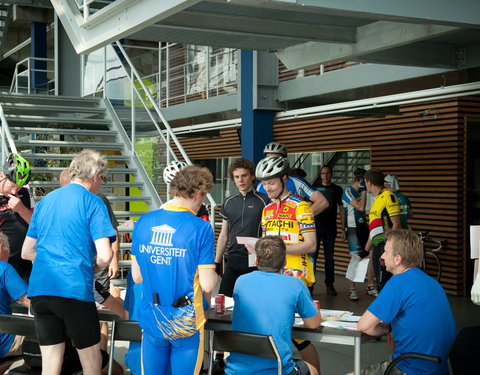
[22,149,115,375]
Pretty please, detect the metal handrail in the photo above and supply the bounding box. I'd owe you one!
[108,42,218,226]
[10,57,55,94]
[0,104,18,164]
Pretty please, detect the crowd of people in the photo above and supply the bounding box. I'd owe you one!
[0,143,461,375]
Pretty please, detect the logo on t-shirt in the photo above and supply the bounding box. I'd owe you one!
[151,224,176,246]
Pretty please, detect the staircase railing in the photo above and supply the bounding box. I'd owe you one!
[0,104,18,161]
[10,57,55,94]
[104,42,218,226]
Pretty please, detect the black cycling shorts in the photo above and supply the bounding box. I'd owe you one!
[30,296,100,349]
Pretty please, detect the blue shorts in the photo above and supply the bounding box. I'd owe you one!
[346,226,369,253]
[141,329,204,375]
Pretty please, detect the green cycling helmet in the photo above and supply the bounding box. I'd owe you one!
[3,153,31,186]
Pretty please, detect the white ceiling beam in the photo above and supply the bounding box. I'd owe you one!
[272,0,480,28]
[50,0,200,54]
[276,21,458,70]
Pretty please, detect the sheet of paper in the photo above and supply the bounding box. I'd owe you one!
[320,309,353,321]
[341,315,361,322]
[236,236,258,254]
[346,254,370,283]
[321,320,358,331]
[471,225,480,259]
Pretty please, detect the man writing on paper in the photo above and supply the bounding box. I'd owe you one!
[226,236,321,375]
[357,229,456,375]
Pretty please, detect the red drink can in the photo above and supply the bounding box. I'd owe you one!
[214,294,225,313]
[313,300,321,312]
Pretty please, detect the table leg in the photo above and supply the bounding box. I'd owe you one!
[354,336,361,375]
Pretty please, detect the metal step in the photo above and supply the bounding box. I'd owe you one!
[118,260,132,268]
[105,196,151,202]
[110,279,127,287]
[0,92,102,108]
[16,140,123,150]
[114,211,149,217]
[31,167,137,174]
[5,115,111,126]
[29,181,144,188]
[20,153,130,161]
[10,127,115,137]
[1,103,106,115]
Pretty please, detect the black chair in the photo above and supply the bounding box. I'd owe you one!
[208,330,282,375]
[448,325,480,375]
[383,352,441,375]
[107,320,142,375]
[0,314,37,374]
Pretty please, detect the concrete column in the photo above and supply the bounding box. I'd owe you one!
[57,20,81,97]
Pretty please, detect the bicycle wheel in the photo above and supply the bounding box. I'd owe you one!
[423,251,441,281]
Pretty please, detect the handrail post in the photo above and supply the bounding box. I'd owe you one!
[103,46,107,99]
[206,47,210,99]
[166,43,170,108]
[158,42,161,108]
[131,70,136,154]
[27,58,31,94]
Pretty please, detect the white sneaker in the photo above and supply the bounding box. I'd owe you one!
[348,289,359,301]
[366,285,379,297]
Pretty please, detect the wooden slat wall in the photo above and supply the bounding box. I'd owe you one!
[275,98,466,295]
[173,97,476,295]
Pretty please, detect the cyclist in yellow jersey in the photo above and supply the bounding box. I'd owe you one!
[256,156,320,375]
[364,168,401,292]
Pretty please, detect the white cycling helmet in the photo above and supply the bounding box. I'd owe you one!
[263,142,287,157]
[256,156,290,180]
[163,161,187,184]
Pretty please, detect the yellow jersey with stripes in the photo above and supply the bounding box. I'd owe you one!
[261,193,316,286]
[368,189,401,246]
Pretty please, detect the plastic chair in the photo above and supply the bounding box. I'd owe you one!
[383,352,441,375]
[107,320,142,375]
[208,330,282,375]
[448,325,480,375]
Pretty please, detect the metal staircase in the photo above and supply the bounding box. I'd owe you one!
[0,91,162,283]
[0,3,11,55]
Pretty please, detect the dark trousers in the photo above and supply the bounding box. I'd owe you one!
[219,255,256,297]
[314,227,337,286]
[372,241,392,292]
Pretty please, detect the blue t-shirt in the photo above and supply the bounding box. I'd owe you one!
[226,271,317,375]
[27,183,115,302]
[393,191,411,229]
[0,261,27,357]
[368,268,456,375]
[131,203,215,340]
[257,176,316,201]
